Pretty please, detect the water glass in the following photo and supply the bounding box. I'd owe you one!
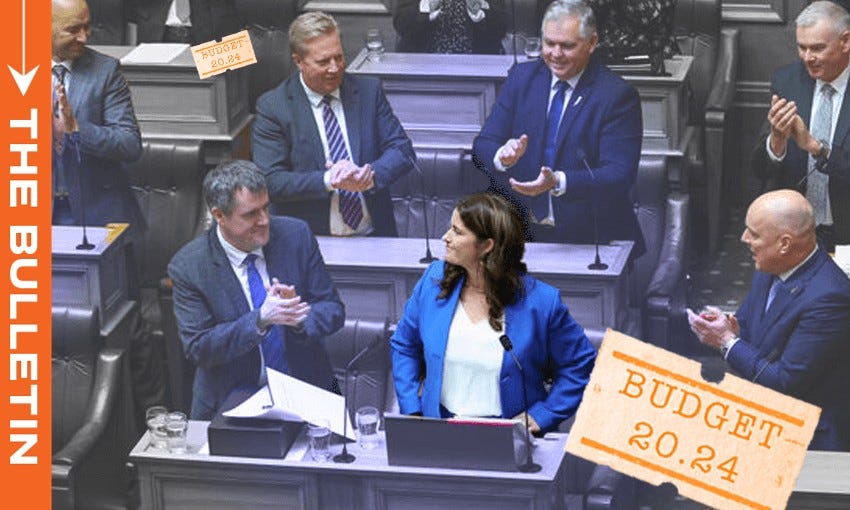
[356,406,381,450]
[365,29,384,62]
[308,421,332,462]
[165,412,188,454]
[524,37,542,60]
[145,406,168,451]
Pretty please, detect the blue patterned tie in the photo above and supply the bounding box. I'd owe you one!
[244,254,287,372]
[544,80,570,168]
[322,95,363,230]
[764,277,780,313]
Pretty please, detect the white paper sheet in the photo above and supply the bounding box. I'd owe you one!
[223,368,355,440]
[835,245,850,277]
[121,43,189,64]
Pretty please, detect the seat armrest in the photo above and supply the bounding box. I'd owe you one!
[52,348,124,466]
[646,193,690,298]
[704,28,740,117]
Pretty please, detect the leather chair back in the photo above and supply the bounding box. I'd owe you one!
[127,140,207,289]
[390,150,490,237]
[52,307,103,450]
[324,319,394,419]
[674,0,721,122]
[235,0,299,111]
[631,158,670,301]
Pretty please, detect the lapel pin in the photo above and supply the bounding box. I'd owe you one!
[574,96,583,106]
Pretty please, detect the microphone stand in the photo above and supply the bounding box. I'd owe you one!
[577,150,606,270]
[510,0,517,67]
[333,328,387,463]
[406,151,437,264]
[499,335,541,473]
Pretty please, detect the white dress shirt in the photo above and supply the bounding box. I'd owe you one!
[440,302,503,417]
[300,75,374,236]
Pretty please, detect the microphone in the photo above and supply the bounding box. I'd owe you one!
[498,334,541,473]
[404,151,438,264]
[577,149,606,270]
[333,325,388,463]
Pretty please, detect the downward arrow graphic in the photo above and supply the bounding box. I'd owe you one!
[8,0,38,95]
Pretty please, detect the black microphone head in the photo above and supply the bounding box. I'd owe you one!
[576,147,587,161]
[498,335,513,351]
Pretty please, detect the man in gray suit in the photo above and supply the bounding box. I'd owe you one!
[52,0,144,230]
[169,160,345,420]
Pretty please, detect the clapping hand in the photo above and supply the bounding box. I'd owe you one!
[509,166,556,196]
[259,278,311,328]
[327,160,374,192]
[497,134,529,168]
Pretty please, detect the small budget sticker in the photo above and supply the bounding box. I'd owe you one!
[566,330,819,510]
[191,30,257,79]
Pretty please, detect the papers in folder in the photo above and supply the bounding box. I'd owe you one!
[223,368,355,440]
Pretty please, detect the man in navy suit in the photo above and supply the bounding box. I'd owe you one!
[752,1,850,252]
[52,0,144,230]
[252,11,414,237]
[472,0,644,256]
[689,190,850,451]
[127,0,239,44]
[168,160,344,420]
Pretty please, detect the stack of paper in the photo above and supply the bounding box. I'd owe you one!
[834,245,850,277]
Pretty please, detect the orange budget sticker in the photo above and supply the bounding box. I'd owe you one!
[191,30,257,79]
[567,330,819,510]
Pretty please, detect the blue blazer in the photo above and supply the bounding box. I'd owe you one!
[473,58,645,257]
[168,216,345,419]
[61,48,144,230]
[252,72,414,236]
[391,261,597,433]
[728,248,850,450]
[752,60,850,244]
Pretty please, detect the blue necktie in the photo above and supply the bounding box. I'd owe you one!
[764,277,780,313]
[244,254,287,373]
[322,95,364,230]
[544,81,570,168]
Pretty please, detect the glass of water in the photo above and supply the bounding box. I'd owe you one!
[356,406,381,450]
[524,37,542,60]
[308,420,332,462]
[365,29,384,62]
[165,412,188,454]
[145,406,168,451]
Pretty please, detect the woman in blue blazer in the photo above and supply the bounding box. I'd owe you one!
[391,192,596,433]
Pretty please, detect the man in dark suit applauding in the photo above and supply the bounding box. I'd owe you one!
[52,0,144,230]
[689,190,850,451]
[252,11,414,237]
[168,160,344,420]
[752,1,850,252]
[472,0,644,255]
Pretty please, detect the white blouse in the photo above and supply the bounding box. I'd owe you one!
[440,302,503,417]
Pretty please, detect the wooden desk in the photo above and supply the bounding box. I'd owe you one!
[131,421,570,510]
[316,237,633,342]
[347,51,692,158]
[90,44,252,166]
[790,451,850,509]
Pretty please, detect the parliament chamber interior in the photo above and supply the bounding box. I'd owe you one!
[50,0,850,509]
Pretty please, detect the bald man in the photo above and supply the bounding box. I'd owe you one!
[52,0,144,229]
[690,190,850,451]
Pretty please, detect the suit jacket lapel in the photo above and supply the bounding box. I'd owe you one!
[208,225,251,315]
[756,250,824,349]
[797,68,815,135]
[341,75,363,164]
[67,51,92,117]
[553,61,595,163]
[522,64,552,182]
[832,81,850,149]
[287,76,326,170]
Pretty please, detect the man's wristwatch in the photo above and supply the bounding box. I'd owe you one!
[814,139,831,169]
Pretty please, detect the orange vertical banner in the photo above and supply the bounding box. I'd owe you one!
[0,0,52,508]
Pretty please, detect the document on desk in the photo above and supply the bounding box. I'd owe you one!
[223,368,355,439]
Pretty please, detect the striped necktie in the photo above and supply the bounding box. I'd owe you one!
[322,95,363,230]
[807,83,835,226]
[52,65,68,154]
[244,254,287,373]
